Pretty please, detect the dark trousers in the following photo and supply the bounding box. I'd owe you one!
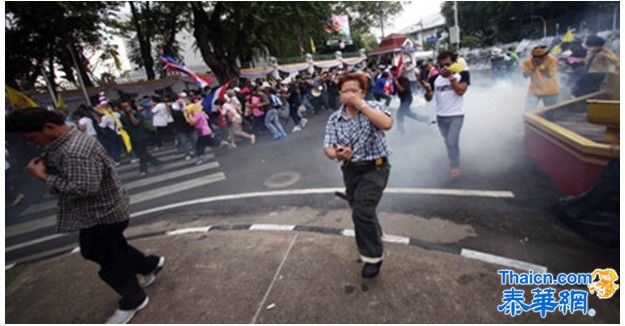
[101,129,122,163]
[196,134,218,157]
[133,140,160,173]
[79,220,159,310]
[341,160,390,262]
[289,103,302,126]
[397,94,429,132]
[436,115,464,168]
[374,93,392,107]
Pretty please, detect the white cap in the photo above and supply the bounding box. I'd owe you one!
[178,92,188,98]
[233,87,241,92]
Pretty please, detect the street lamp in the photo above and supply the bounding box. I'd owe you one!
[531,15,547,39]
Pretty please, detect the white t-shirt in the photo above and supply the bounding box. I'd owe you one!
[152,102,172,127]
[430,72,470,117]
[78,117,98,136]
[405,63,417,82]
[99,112,121,131]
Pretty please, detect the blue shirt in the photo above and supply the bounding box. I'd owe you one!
[323,101,392,162]
[372,77,387,95]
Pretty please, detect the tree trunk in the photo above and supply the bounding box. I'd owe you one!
[130,1,155,80]
[190,2,239,84]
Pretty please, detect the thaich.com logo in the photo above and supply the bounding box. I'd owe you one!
[497,268,619,318]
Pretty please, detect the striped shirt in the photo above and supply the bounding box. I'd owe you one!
[44,127,129,233]
[323,101,392,162]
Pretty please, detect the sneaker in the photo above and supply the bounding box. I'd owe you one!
[250,135,256,145]
[114,162,121,167]
[300,118,308,128]
[361,261,383,279]
[449,168,462,178]
[9,193,25,207]
[105,297,149,324]
[195,159,205,165]
[185,155,192,160]
[292,126,302,133]
[131,158,139,164]
[137,256,165,288]
[139,172,147,177]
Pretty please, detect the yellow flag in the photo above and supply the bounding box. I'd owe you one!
[310,37,316,54]
[56,93,65,109]
[6,85,39,109]
[110,49,122,71]
[552,29,575,55]
[104,107,132,152]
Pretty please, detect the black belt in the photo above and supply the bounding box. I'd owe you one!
[345,157,387,167]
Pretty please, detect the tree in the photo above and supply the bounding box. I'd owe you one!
[440,1,620,48]
[5,2,118,91]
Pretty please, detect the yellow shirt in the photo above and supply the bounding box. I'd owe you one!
[522,55,560,96]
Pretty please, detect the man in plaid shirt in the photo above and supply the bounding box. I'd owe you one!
[7,108,164,324]
[323,73,393,279]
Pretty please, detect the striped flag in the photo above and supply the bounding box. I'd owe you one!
[160,50,211,89]
[203,79,235,113]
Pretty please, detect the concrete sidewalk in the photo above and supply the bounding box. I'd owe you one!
[5,227,619,323]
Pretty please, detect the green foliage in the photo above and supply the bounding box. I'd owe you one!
[440,1,619,48]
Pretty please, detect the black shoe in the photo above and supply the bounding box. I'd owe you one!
[361,261,383,279]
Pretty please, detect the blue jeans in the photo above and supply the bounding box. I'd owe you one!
[396,94,430,132]
[524,93,559,112]
[436,115,464,168]
[265,109,287,139]
[177,131,196,156]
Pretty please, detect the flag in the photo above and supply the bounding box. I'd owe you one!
[394,50,404,78]
[110,49,122,71]
[6,85,38,109]
[310,37,316,54]
[552,28,575,55]
[56,93,65,109]
[203,79,235,113]
[160,49,209,89]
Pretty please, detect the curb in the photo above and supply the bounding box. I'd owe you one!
[8,223,547,274]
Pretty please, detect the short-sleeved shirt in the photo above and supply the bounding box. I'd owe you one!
[323,101,392,162]
[373,77,387,95]
[429,71,471,117]
[120,111,148,142]
[192,112,213,136]
[99,112,121,131]
[152,102,172,127]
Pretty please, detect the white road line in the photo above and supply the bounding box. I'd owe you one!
[125,161,219,191]
[20,154,217,217]
[251,233,299,324]
[7,244,78,266]
[117,154,214,179]
[71,247,81,254]
[6,264,15,270]
[115,153,186,173]
[385,187,515,198]
[166,226,212,235]
[382,234,410,244]
[341,229,355,237]
[460,248,548,273]
[6,234,65,252]
[250,224,296,231]
[6,172,226,240]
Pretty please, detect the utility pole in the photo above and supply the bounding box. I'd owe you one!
[379,3,385,39]
[67,43,92,106]
[454,1,459,50]
[40,65,59,109]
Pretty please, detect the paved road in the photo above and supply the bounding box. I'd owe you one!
[5,82,619,276]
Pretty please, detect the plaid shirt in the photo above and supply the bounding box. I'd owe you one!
[323,101,392,162]
[44,127,129,233]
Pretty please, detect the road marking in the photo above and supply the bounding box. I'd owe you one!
[460,248,548,273]
[125,161,219,191]
[382,234,410,244]
[71,247,80,254]
[385,187,515,198]
[341,229,355,237]
[7,172,226,239]
[19,154,217,216]
[250,224,296,231]
[115,153,187,173]
[117,154,214,179]
[166,226,212,235]
[6,264,15,270]
[251,233,298,324]
[6,234,65,252]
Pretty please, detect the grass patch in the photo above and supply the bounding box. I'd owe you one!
[6,265,25,287]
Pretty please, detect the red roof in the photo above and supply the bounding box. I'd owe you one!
[370,34,407,55]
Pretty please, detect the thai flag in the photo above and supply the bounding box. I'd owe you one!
[203,79,235,113]
[160,52,211,89]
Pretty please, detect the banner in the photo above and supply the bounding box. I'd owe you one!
[325,15,353,47]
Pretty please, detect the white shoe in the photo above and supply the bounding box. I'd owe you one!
[131,158,139,164]
[105,297,149,324]
[185,155,192,160]
[137,256,165,288]
[250,134,256,145]
[292,126,302,133]
[300,118,308,128]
